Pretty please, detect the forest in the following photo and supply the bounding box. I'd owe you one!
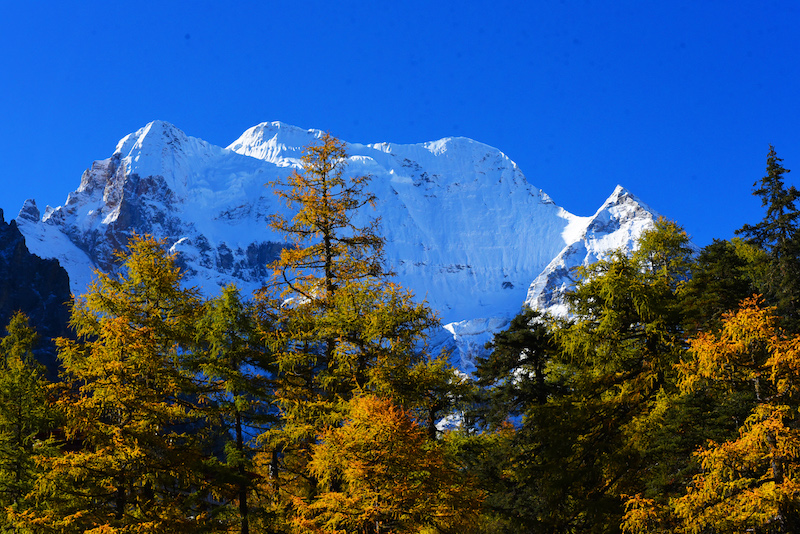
[0,135,798,534]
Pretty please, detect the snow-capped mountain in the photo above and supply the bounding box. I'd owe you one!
[524,186,660,315]
[15,121,659,369]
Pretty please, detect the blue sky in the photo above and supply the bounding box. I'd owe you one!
[1,0,798,247]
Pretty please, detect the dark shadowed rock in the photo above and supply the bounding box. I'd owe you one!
[0,209,71,377]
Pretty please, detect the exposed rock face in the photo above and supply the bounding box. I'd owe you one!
[0,209,71,376]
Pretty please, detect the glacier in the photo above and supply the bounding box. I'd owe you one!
[15,120,659,370]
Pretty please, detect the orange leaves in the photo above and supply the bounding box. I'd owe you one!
[293,395,482,533]
[629,297,800,532]
[679,296,800,402]
[766,334,800,399]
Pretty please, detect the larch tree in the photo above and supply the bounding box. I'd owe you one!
[27,234,216,533]
[293,395,482,534]
[259,133,461,529]
[0,312,59,530]
[624,297,800,533]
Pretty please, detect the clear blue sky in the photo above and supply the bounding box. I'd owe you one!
[1,0,798,247]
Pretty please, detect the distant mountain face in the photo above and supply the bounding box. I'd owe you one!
[15,121,659,370]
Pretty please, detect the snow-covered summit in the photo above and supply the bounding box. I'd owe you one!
[15,121,660,369]
[524,184,660,316]
[227,121,324,166]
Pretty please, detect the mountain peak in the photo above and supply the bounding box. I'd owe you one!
[17,199,40,222]
[15,121,663,369]
[108,120,230,198]
[524,184,660,316]
[600,185,655,214]
[114,120,188,157]
[227,122,324,165]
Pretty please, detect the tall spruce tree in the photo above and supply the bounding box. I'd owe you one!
[473,308,554,427]
[463,308,559,531]
[737,145,800,330]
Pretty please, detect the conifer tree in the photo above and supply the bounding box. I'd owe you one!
[0,312,59,530]
[463,308,559,531]
[29,235,215,533]
[552,219,697,529]
[680,238,762,334]
[293,395,482,533]
[469,219,695,532]
[260,133,457,527]
[474,307,554,426]
[193,285,279,534]
[263,132,437,406]
[737,146,800,330]
[624,297,800,533]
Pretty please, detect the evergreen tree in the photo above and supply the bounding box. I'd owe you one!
[193,285,279,534]
[680,238,762,334]
[737,146,800,330]
[475,308,555,417]
[463,308,559,531]
[469,219,694,532]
